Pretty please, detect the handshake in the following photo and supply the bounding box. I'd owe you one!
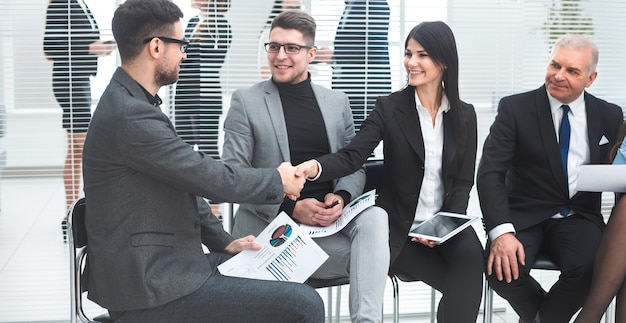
[276,160,320,199]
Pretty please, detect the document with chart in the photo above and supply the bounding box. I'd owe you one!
[300,189,376,238]
[218,212,329,283]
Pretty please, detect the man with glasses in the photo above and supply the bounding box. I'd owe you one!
[81,0,324,322]
[222,10,389,323]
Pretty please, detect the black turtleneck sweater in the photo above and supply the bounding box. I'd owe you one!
[273,76,350,216]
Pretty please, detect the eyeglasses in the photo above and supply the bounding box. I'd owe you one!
[264,42,314,54]
[143,36,190,53]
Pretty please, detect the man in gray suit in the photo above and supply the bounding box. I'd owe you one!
[82,1,324,322]
[222,10,389,323]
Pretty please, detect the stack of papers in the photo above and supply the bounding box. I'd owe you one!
[300,189,376,238]
[218,212,329,283]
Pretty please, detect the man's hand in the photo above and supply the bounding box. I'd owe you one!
[277,162,305,200]
[224,235,262,255]
[293,194,343,227]
[295,160,319,179]
[487,232,525,283]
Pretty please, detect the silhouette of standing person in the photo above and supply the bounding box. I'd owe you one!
[175,0,231,158]
[318,0,392,131]
[43,0,115,221]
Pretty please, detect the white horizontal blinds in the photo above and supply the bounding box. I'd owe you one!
[451,0,626,138]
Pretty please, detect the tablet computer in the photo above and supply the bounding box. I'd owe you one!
[408,212,478,243]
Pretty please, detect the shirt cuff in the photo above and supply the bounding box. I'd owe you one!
[334,190,351,207]
[307,160,322,181]
[279,196,297,216]
[488,223,516,241]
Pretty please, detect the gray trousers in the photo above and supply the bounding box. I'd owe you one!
[310,206,390,323]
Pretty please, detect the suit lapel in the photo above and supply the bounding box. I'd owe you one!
[311,85,339,152]
[395,87,425,163]
[263,82,291,161]
[442,109,457,176]
[536,87,569,195]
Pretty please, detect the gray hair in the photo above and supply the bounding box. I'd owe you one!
[550,34,599,75]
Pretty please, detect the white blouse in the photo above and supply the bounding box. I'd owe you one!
[411,92,450,229]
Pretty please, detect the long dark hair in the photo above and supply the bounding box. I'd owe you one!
[405,21,464,143]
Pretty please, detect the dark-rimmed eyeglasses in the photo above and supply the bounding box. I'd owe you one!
[264,42,313,54]
[143,36,190,53]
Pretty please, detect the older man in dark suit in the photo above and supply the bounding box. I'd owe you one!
[81,0,323,322]
[477,35,623,322]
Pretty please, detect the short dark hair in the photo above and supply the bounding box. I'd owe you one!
[112,0,184,63]
[270,10,316,46]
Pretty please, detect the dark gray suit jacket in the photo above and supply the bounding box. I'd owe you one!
[477,85,623,233]
[83,68,285,311]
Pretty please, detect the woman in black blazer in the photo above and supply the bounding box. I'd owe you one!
[303,21,483,322]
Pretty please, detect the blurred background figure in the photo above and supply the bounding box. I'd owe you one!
[257,0,303,79]
[318,0,391,131]
[175,0,231,158]
[43,0,115,240]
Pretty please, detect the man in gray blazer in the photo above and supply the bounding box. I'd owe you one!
[82,1,323,322]
[222,11,389,323]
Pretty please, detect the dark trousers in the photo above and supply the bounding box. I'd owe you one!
[391,227,484,323]
[109,253,324,323]
[485,215,603,323]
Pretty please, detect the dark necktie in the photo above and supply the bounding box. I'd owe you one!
[559,105,571,216]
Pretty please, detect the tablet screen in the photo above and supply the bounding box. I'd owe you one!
[408,212,477,242]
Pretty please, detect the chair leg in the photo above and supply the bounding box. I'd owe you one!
[335,286,341,323]
[326,287,333,323]
[430,288,436,323]
[391,276,399,323]
[483,281,493,323]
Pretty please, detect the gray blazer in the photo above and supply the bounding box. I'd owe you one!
[222,80,365,237]
[82,68,285,311]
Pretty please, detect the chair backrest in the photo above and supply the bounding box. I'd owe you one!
[364,159,384,192]
[69,198,88,248]
[67,198,113,323]
[68,197,88,323]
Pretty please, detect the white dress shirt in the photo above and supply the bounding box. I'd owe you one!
[410,93,450,230]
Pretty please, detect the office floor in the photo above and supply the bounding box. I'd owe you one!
[0,176,602,323]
